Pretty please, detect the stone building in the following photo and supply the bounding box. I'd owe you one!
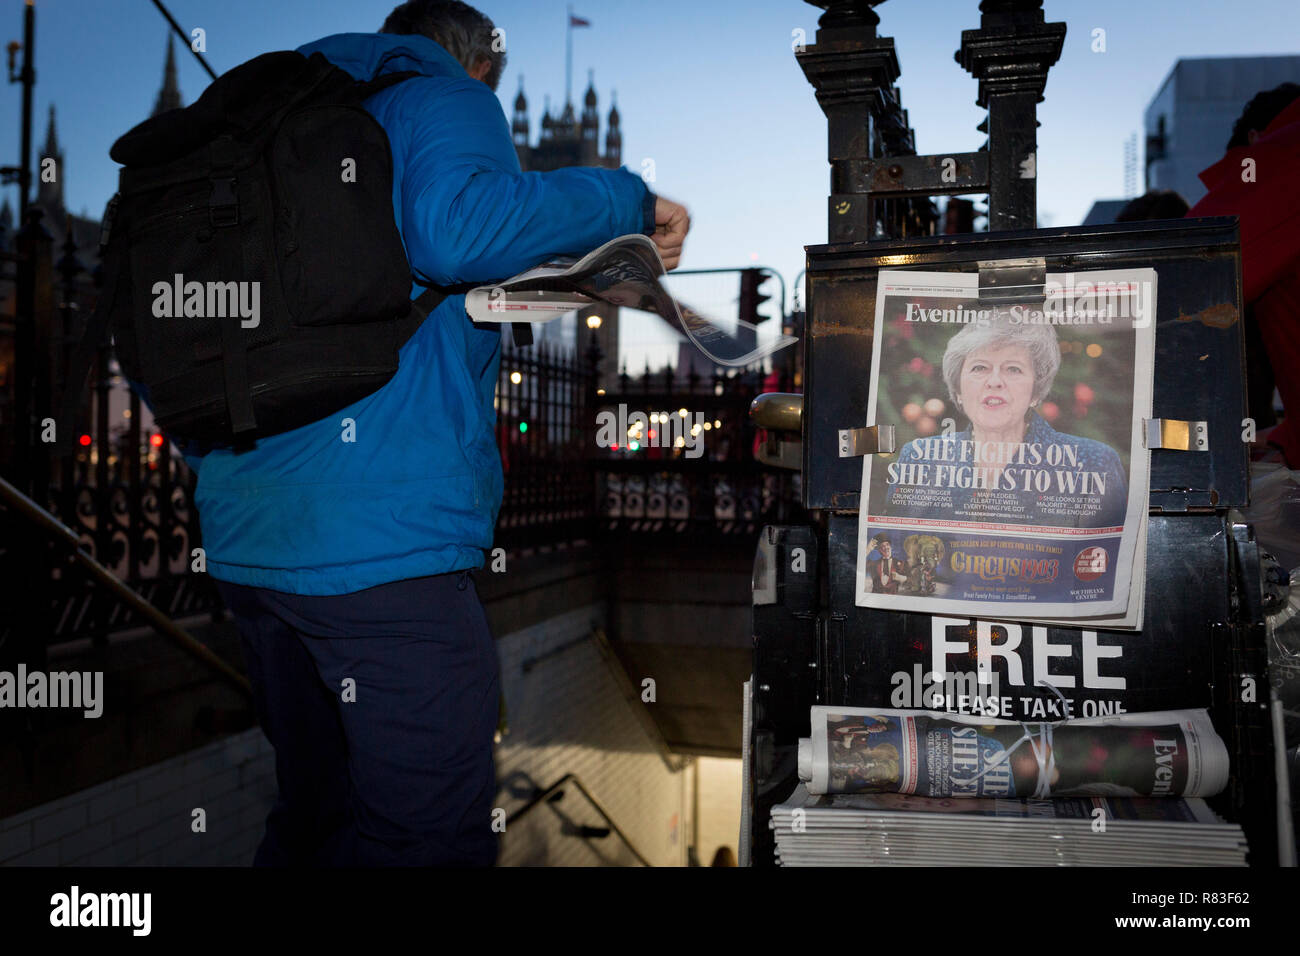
[508,71,628,375]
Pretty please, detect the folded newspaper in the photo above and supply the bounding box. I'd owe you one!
[798,705,1229,799]
[770,784,1247,866]
[464,234,796,367]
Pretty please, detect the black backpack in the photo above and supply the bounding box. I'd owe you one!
[57,50,464,454]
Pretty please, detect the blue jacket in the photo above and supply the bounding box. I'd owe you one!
[180,32,654,595]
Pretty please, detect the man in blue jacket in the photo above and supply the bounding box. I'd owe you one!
[192,0,691,866]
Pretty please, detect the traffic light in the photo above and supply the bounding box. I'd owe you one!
[738,268,772,325]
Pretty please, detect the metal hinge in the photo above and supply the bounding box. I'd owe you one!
[838,425,896,457]
[978,257,1046,303]
[1143,418,1209,451]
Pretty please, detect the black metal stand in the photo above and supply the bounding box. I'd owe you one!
[747,0,1280,867]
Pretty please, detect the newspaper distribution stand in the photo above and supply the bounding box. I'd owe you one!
[745,217,1281,865]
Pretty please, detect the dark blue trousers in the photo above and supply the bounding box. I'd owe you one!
[215,569,500,867]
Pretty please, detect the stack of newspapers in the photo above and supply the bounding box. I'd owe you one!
[773,704,1250,865]
[771,785,1249,866]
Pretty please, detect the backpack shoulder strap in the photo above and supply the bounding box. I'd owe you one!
[403,285,534,346]
[355,69,423,102]
[395,282,487,342]
[414,285,449,317]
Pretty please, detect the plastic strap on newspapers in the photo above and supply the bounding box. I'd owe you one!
[465,234,797,367]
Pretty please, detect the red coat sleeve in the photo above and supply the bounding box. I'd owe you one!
[1186,97,1300,302]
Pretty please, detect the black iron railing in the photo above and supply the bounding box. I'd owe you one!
[494,338,599,551]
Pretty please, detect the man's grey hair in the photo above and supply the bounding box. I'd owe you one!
[940,314,1061,406]
[381,0,505,91]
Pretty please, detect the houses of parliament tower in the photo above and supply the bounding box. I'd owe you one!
[507,69,626,371]
[510,69,623,173]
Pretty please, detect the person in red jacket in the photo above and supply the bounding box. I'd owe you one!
[1186,84,1300,465]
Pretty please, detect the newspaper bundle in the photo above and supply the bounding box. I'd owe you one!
[798,705,1229,799]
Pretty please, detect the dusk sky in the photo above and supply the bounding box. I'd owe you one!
[3,0,1297,363]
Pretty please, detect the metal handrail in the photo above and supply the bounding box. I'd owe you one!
[504,772,653,866]
[0,473,253,698]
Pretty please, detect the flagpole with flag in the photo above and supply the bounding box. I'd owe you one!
[566,5,591,109]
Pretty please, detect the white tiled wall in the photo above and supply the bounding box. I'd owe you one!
[494,603,690,867]
[0,730,274,866]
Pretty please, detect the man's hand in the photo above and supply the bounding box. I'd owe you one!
[651,195,690,271]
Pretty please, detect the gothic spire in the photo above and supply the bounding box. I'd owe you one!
[42,103,60,159]
[37,105,65,212]
[153,35,183,117]
[512,75,529,147]
[604,91,622,162]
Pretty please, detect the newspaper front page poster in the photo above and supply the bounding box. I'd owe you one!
[855,268,1155,620]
